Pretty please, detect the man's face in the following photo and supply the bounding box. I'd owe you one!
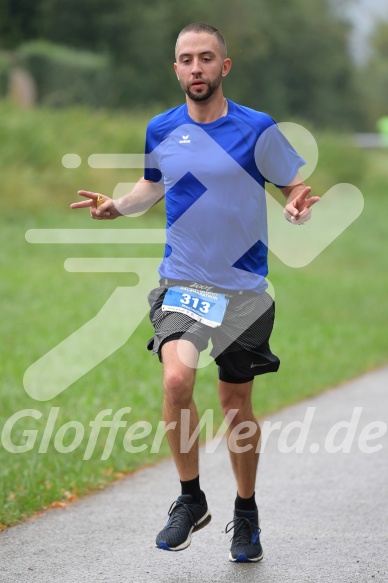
[174,32,231,102]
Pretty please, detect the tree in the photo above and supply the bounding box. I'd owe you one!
[358,20,388,127]
[0,0,40,48]
[0,0,369,128]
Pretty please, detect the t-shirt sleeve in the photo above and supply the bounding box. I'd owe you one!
[254,122,305,188]
[144,120,163,183]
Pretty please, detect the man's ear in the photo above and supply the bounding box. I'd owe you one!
[222,58,232,78]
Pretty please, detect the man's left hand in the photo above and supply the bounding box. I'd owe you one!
[284,186,320,225]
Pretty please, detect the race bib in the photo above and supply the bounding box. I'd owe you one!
[162,286,228,328]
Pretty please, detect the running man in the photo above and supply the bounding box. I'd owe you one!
[71,22,319,562]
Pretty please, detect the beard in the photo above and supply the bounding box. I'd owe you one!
[182,69,223,102]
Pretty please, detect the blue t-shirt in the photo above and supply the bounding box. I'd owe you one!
[144,99,304,293]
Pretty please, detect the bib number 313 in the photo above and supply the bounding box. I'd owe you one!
[162,286,228,328]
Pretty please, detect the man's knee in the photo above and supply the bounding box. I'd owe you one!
[163,368,193,392]
[219,382,254,426]
[163,367,195,408]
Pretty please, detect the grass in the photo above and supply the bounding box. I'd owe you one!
[0,103,387,528]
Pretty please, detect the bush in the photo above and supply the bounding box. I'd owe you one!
[0,52,11,98]
[16,40,113,107]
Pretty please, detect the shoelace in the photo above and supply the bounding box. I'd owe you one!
[167,500,197,529]
[225,516,261,545]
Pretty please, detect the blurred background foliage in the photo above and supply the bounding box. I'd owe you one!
[1,0,388,526]
[0,0,386,129]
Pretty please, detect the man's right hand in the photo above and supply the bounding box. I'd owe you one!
[70,190,122,220]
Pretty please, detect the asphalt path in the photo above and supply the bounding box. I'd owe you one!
[1,367,387,583]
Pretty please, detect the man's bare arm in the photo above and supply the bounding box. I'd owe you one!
[70,178,164,220]
[280,173,320,225]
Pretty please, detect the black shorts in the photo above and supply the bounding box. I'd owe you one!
[147,281,280,384]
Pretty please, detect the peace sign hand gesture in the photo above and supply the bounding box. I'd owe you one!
[284,186,320,225]
[70,190,122,220]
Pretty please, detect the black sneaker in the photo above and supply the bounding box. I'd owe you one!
[225,508,263,563]
[156,493,211,551]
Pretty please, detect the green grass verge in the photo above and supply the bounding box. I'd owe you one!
[0,103,387,528]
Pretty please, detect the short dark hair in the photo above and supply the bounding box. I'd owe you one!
[176,23,227,58]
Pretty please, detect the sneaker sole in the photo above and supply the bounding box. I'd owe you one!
[156,510,212,552]
[229,550,264,563]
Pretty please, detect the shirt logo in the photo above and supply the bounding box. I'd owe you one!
[179,134,191,144]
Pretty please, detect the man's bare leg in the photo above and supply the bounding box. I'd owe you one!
[218,379,263,562]
[161,338,200,480]
[218,379,260,497]
[155,338,211,551]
